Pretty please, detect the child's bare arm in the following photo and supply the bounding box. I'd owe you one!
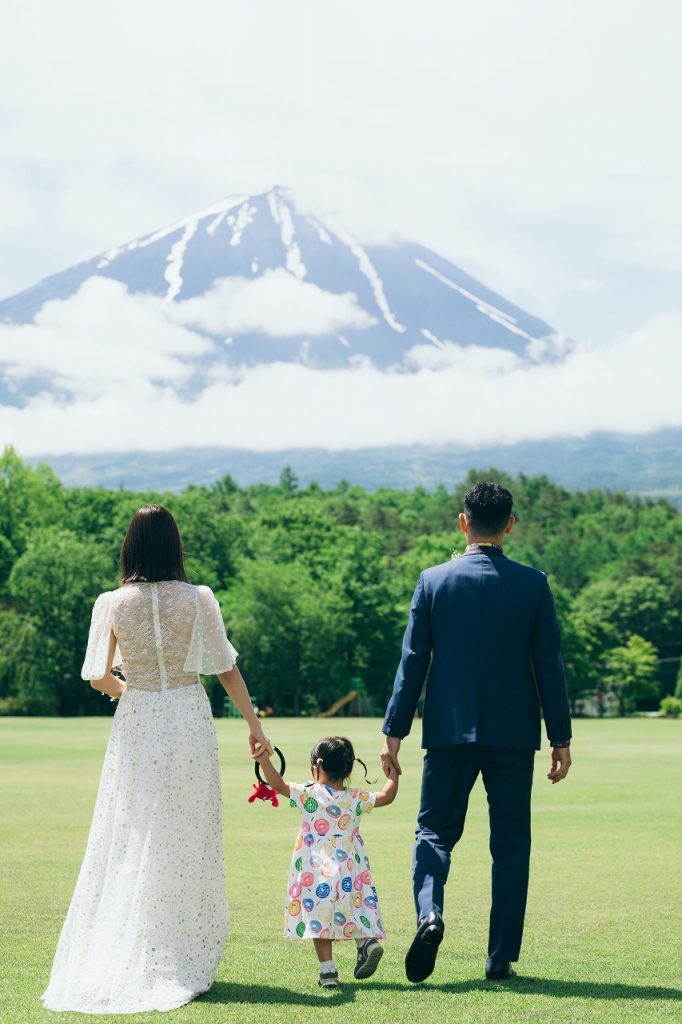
[254,750,290,798]
[374,764,399,808]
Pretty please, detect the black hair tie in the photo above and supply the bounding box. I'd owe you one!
[255,746,286,784]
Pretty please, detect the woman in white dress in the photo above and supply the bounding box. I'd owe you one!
[42,504,272,1014]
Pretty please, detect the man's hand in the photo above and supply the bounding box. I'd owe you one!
[547,745,572,784]
[381,735,402,777]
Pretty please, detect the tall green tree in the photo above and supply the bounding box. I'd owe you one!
[603,635,660,716]
[7,530,114,715]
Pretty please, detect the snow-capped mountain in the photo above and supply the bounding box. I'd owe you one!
[0,186,568,383]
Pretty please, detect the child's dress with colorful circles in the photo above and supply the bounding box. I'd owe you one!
[284,781,386,941]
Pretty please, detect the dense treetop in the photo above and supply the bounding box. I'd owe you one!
[1,447,680,718]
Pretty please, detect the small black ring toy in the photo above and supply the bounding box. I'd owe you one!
[255,746,286,783]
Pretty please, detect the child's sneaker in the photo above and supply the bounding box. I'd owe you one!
[318,967,340,989]
[354,939,384,979]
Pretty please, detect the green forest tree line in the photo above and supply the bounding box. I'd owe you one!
[1,446,680,718]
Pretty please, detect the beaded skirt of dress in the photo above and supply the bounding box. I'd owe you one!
[41,581,237,1014]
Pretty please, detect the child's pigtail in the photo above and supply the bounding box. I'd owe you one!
[355,756,377,786]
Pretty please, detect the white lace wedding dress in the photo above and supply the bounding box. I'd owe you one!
[42,581,237,1014]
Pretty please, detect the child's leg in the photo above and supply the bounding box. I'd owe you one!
[313,938,334,964]
[314,938,339,988]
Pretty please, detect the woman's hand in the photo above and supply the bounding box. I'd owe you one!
[249,729,274,760]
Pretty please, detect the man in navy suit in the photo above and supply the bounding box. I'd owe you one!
[381,481,572,983]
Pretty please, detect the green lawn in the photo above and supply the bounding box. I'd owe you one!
[1,717,680,1024]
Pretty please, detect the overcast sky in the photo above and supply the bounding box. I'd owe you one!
[2,0,680,348]
[1,1,681,458]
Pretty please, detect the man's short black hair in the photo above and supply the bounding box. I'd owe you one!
[463,481,513,534]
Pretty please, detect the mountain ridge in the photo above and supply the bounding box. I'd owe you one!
[0,186,568,381]
[27,428,682,504]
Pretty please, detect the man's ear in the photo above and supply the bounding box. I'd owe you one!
[505,516,515,535]
[458,512,468,534]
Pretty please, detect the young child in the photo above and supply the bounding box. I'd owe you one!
[255,734,399,990]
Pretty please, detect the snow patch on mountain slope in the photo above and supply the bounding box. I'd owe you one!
[414,257,534,342]
[165,220,198,300]
[331,225,406,334]
[267,191,306,278]
[230,202,258,246]
[97,195,248,268]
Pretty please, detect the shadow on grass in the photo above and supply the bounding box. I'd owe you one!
[200,976,681,1007]
[199,981,356,1006]
[432,978,682,1001]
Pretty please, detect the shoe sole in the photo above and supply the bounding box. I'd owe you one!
[318,980,340,989]
[354,943,384,979]
[405,924,444,984]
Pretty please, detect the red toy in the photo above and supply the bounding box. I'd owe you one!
[248,780,280,807]
[248,746,287,808]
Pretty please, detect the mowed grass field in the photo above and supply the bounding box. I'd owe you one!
[1,716,680,1024]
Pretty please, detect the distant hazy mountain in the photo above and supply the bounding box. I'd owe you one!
[31,429,682,505]
[0,186,568,383]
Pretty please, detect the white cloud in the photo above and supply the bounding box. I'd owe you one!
[172,269,376,337]
[1,280,680,455]
[404,342,520,374]
[0,278,210,396]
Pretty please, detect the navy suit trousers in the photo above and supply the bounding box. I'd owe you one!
[414,744,535,963]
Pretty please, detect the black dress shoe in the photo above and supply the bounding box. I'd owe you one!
[405,911,445,983]
[485,957,517,980]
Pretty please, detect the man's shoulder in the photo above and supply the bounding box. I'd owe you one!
[503,556,547,582]
[421,554,547,586]
[422,558,459,583]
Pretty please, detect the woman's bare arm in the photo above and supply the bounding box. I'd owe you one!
[216,664,274,757]
[89,631,126,700]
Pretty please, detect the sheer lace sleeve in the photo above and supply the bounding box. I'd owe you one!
[81,592,122,680]
[184,585,238,676]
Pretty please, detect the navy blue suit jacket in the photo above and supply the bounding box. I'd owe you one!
[383,547,572,750]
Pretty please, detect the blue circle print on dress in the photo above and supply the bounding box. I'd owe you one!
[341,876,353,893]
[326,804,342,818]
[315,883,331,899]
[335,849,348,861]
[364,895,378,910]
[304,833,315,847]
[309,919,322,933]
[302,897,314,912]
[334,911,346,925]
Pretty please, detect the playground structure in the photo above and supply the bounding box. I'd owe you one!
[223,686,371,719]
[320,690,363,717]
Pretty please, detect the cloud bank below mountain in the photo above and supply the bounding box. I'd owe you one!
[0,277,680,456]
